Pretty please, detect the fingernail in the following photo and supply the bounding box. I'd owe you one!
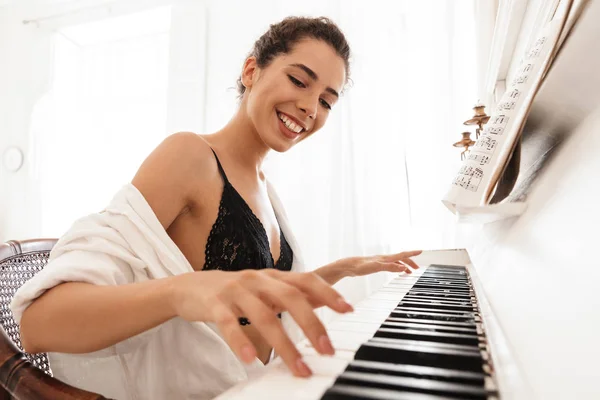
[337,297,354,312]
[296,358,312,377]
[240,344,256,363]
[319,335,335,355]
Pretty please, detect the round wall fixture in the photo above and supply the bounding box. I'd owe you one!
[3,146,24,172]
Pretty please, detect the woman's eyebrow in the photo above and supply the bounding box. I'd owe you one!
[289,63,339,98]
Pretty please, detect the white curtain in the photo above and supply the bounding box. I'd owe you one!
[32,0,476,308]
[35,6,172,236]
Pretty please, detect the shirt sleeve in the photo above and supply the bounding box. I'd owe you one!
[10,217,156,356]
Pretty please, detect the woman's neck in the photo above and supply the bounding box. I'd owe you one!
[205,109,270,181]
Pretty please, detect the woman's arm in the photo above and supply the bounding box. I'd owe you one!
[20,132,210,354]
[21,269,352,377]
[313,259,350,285]
[20,279,178,354]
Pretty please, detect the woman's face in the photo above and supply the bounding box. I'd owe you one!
[241,38,346,152]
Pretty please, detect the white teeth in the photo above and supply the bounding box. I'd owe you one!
[278,112,303,134]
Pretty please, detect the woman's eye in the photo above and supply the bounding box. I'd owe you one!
[320,98,332,110]
[288,75,305,88]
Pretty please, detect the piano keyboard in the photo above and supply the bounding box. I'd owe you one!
[216,265,499,400]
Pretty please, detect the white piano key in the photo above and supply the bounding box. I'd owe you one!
[215,352,356,400]
[299,345,357,361]
[302,354,352,376]
[300,330,372,352]
[214,361,334,400]
[368,291,410,301]
[340,308,392,320]
[327,320,381,334]
[337,313,393,324]
[354,298,399,310]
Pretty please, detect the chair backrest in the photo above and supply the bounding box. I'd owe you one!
[0,239,109,399]
[0,239,56,376]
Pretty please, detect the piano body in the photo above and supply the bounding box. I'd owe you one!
[217,1,600,399]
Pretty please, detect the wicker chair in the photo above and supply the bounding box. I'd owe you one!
[0,239,108,399]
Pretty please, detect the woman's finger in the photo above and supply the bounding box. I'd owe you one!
[393,261,412,273]
[382,250,422,262]
[277,271,353,314]
[211,301,257,364]
[400,257,420,271]
[234,285,312,378]
[257,275,336,357]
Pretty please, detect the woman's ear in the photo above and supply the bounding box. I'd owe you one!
[241,57,259,90]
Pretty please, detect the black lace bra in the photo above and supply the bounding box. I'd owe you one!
[203,149,293,325]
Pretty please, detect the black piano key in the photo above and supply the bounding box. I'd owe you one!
[411,282,469,286]
[370,337,480,353]
[385,317,477,328]
[408,288,473,295]
[427,265,467,271]
[393,307,477,317]
[421,274,466,279]
[354,340,484,372]
[402,297,475,307]
[389,312,477,324]
[374,327,480,346]
[398,301,475,312]
[404,293,472,300]
[333,371,488,399]
[419,276,467,281]
[411,284,472,292]
[381,321,478,334]
[408,288,472,294]
[320,383,458,400]
[407,292,473,300]
[345,359,486,385]
[390,310,478,323]
[414,279,470,285]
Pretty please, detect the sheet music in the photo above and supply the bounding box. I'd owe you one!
[442,2,573,213]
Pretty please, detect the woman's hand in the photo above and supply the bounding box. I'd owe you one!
[315,250,423,285]
[169,269,353,377]
[344,250,422,277]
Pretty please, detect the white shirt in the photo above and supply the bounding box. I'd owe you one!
[11,183,306,400]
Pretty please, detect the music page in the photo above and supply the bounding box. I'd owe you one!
[442,3,572,213]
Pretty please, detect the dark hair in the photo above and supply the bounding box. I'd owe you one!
[237,16,351,96]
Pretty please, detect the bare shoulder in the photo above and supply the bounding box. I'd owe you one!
[132,132,218,230]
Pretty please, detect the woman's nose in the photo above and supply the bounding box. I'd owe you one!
[298,96,318,119]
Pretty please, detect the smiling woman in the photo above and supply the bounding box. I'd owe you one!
[237,17,349,152]
[11,15,421,400]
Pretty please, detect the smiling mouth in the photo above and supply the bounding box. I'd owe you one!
[277,112,305,134]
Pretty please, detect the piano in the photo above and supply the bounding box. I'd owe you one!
[217,1,600,399]
[216,253,501,400]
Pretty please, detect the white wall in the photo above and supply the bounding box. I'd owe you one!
[0,0,176,242]
[0,4,54,242]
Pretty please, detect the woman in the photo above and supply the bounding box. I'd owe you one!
[12,16,420,399]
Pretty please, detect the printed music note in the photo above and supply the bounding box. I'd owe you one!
[486,126,504,135]
[497,101,516,111]
[453,166,484,192]
[508,88,521,99]
[527,37,547,59]
[467,153,491,166]
[513,74,528,85]
[474,136,497,152]
[491,114,509,125]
